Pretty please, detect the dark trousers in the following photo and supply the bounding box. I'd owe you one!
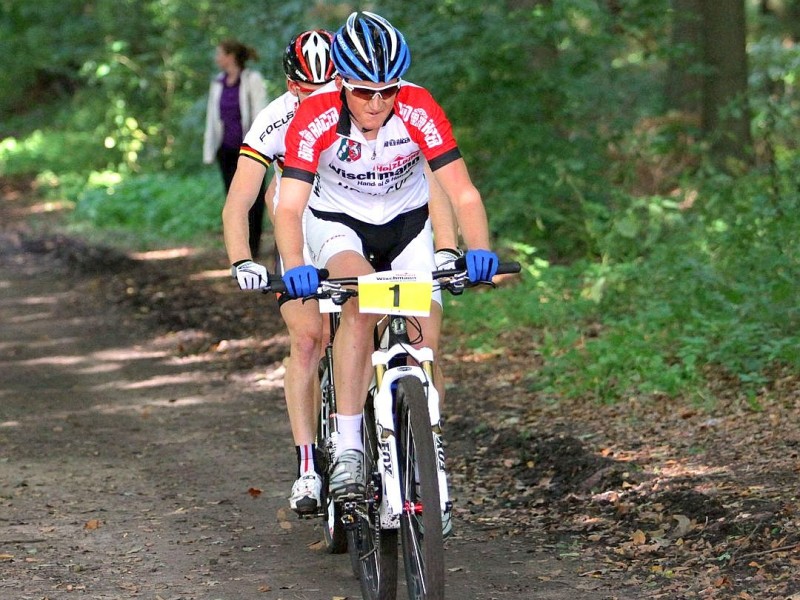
[217,145,266,259]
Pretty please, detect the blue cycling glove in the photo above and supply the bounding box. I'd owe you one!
[465,249,499,283]
[282,265,319,298]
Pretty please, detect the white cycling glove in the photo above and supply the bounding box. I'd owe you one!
[434,248,464,270]
[231,260,269,290]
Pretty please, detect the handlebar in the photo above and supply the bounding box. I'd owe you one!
[261,269,328,295]
[263,261,521,299]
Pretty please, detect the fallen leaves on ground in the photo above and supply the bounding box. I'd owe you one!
[16,226,800,600]
[442,333,800,599]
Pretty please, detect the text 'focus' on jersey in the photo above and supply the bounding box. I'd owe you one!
[239,91,299,207]
[282,80,462,225]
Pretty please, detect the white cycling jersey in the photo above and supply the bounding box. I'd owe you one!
[239,90,299,211]
[282,80,462,225]
[240,90,317,271]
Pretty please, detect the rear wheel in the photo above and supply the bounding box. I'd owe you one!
[396,376,445,599]
[348,397,398,599]
[321,482,347,553]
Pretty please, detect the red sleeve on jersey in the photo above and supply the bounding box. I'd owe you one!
[282,90,341,180]
[394,85,460,164]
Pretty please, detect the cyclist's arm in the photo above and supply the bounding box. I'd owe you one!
[264,172,277,225]
[431,157,491,250]
[222,156,269,264]
[274,176,312,270]
[426,161,459,251]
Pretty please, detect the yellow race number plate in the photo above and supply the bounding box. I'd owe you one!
[357,270,433,316]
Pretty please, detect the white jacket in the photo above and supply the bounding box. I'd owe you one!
[203,68,268,164]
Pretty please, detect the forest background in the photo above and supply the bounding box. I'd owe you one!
[1,0,798,406]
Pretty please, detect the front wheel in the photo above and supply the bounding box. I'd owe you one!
[348,397,398,599]
[396,376,445,599]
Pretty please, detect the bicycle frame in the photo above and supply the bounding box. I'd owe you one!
[319,309,341,482]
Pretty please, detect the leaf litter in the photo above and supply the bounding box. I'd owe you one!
[5,187,799,598]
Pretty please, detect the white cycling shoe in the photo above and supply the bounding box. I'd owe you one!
[289,471,322,516]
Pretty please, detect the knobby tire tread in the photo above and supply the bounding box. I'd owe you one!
[397,376,445,600]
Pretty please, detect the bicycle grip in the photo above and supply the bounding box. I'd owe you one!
[453,256,521,275]
[497,261,521,275]
[262,268,329,295]
[263,273,285,294]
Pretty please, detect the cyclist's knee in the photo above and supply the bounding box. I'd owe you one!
[292,329,322,357]
[342,304,378,330]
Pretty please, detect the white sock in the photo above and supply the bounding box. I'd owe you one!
[336,414,363,457]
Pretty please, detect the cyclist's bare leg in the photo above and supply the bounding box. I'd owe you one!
[279,298,324,446]
[326,251,379,419]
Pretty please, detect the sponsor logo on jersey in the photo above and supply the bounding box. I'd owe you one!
[384,137,411,147]
[397,103,443,148]
[336,139,362,162]
[329,152,420,182]
[259,111,294,141]
[376,153,418,173]
[297,107,339,162]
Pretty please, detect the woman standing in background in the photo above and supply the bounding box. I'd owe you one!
[204,39,268,258]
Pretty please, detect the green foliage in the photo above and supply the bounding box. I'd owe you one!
[402,0,671,260]
[72,170,224,244]
[456,153,800,403]
[0,129,114,177]
[3,0,799,407]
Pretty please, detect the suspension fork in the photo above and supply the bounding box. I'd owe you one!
[375,315,436,388]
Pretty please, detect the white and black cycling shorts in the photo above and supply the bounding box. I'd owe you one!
[305,204,442,307]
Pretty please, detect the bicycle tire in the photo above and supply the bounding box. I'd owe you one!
[317,363,348,554]
[396,376,445,600]
[321,476,347,554]
[348,397,399,599]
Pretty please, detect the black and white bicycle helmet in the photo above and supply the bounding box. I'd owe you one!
[283,29,336,84]
[331,11,410,83]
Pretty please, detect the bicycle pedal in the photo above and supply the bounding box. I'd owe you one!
[333,491,365,502]
[340,502,358,528]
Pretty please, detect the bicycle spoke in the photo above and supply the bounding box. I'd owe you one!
[348,399,399,600]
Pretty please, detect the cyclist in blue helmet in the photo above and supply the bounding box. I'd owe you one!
[274,12,499,521]
[223,26,460,518]
[331,11,411,83]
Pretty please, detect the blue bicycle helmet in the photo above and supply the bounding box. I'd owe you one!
[331,11,410,83]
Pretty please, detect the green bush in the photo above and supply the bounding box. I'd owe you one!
[72,170,225,244]
[0,129,115,178]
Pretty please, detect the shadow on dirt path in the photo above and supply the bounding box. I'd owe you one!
[0,197,626,598]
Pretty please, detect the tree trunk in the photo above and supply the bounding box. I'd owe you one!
[700,0,752,162]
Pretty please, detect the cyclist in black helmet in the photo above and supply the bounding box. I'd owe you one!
[223,30,337,516]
